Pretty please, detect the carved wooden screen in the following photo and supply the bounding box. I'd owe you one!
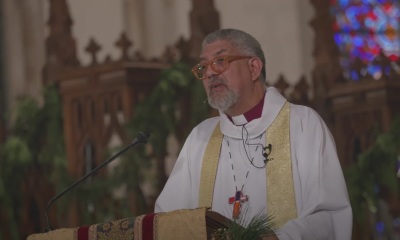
[56,61,167,177]
[311,1,400,239]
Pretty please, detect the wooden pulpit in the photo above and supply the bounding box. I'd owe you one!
[27,208,229,240]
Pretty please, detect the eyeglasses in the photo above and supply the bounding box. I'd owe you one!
[191,55,252,80]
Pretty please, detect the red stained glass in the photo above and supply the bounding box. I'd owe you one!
[331,0,400,80]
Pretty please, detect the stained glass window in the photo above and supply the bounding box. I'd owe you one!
[330,0,400,80]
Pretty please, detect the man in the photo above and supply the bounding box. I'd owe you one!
[155,29,352,239]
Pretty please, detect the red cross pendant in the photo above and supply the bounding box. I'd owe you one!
[228,191,248,219]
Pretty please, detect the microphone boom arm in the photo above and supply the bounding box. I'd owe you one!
[45,131,149,232]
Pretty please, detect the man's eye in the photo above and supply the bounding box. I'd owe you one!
[213,58,225,65]
[196,64,207,71]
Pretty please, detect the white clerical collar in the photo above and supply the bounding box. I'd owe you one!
[230,115,248,125]
[219,87,287,139]
[228,92,266,126]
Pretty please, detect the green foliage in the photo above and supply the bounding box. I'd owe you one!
[125,62,208,150]
[212,211,276,240]
[344,117,400,224]
[117,61,209,195]
[0,85,66,239]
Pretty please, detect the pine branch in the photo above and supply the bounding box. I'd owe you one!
[212,208,276,240]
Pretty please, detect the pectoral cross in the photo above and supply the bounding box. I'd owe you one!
[228,191,248,219]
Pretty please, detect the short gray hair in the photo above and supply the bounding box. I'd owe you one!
[202,29,266,81]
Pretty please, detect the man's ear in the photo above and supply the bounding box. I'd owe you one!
[248,57,263,81]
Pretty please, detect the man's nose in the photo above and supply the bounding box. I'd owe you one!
[205,64,218,79]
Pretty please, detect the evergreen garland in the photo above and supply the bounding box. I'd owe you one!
[344,117,400,225]
[0,86,66,239]
[212,210,276,240]
[114,61,209,212]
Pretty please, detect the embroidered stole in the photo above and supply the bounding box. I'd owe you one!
[198,101,297,228]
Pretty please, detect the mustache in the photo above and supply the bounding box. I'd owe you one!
[208,77,226,90]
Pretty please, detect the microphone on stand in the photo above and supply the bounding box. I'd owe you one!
[44,131,150,232]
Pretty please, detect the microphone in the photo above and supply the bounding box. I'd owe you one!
[263,143,273,163]
[44,131,150,232]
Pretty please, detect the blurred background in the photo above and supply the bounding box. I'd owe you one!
[0,0,399,239]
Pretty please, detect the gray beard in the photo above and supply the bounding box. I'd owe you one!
[208,88,239,112]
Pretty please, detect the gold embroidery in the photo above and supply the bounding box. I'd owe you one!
[266,101,297,228]
[198,122,222,208]
[134,215,145,240]
[96,218,134,239]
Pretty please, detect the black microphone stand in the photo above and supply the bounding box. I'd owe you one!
[45,131,150,232]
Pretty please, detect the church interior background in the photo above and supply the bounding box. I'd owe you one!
[0,0,399,239]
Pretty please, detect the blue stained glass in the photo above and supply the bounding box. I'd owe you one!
[339,0,351,7]
[367,39,375,47]
[334,34,341,45]
[331,0,400,80]
[367,64,381,74]
[376,222,385,233]
[351,70,360,80]
[354,36,364,47]
[365,18,375,28]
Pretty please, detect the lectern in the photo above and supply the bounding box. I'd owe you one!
[27,208,229,240]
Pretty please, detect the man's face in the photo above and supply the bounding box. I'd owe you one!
[199,40,253,113]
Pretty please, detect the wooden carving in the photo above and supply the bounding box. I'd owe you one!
[188,0,220,61]
[43,0,80,84]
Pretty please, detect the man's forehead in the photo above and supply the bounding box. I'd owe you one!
[199,49,227,60]
[200,41,235,60]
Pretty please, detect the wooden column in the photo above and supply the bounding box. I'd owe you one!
[43,0,80,84]
[309,0,343,128]
[187,0,220,61]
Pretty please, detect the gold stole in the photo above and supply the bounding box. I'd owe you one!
[198,101,297,228]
